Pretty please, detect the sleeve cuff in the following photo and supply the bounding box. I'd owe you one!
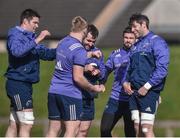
[144,82,152,90]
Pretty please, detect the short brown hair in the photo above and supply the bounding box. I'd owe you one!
[71,16,88,32]
[87,24,99,39]
[20,9,40,24]
[129,13,149,29]
[123,26,134,36]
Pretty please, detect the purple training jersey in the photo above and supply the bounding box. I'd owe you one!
[49,35,87,99]
[105,48,131,101]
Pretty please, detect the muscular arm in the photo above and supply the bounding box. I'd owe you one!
[73,65,104,93]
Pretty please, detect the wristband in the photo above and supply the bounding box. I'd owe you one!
[144,82,152,90]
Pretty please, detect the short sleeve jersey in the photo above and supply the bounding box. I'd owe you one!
[49,35,87,99]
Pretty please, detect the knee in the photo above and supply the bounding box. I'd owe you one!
[8,121,18,130]
[141,113,154,136]
[47,120,61,134]
[141,125,153,136]
[9,112,19,130]
[79,126,89,133]
[78,128,88,137]
[20,123,33,129]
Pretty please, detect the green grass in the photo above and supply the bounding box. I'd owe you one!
[0,124,7,136]
[1,46,180,136]
[156,46,180,120]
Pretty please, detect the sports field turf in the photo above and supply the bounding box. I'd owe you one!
[0,46,180,136]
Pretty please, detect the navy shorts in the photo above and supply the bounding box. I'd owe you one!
[48,93,82,121]
[104,98,130,115]
[6,79,33,111]
[129,90,160,114]
[80,98,95,121]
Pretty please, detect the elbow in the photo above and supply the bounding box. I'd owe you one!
[10,46,27,57]
[11,50,24,57]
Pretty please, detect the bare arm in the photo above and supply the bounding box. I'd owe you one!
[73,65,105,93]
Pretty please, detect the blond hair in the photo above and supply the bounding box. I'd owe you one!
[71,16,88,32]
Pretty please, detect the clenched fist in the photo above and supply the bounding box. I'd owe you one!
[35,30,51,44]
